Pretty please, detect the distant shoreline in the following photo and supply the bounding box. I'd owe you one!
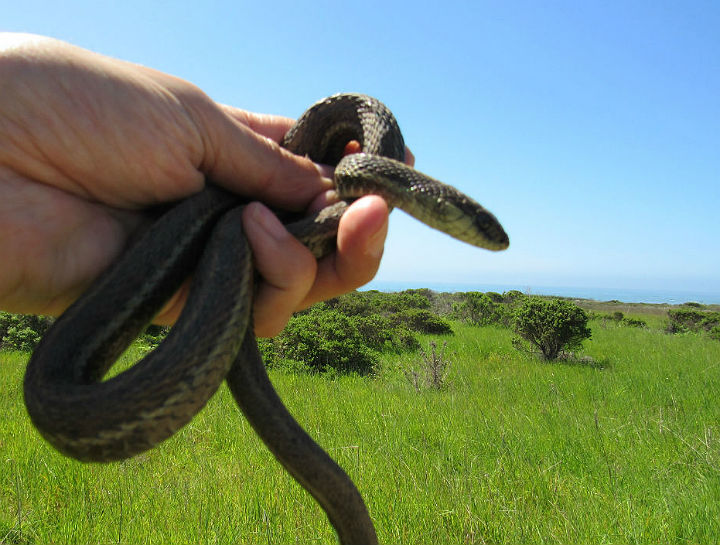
[361,281,720,306]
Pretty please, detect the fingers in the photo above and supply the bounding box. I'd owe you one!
[151,201,318,333]
[242,202,317,337]
[245,195,389,336]
[299,195,389,309]
[154,195,388,334]
[251,195,390,336]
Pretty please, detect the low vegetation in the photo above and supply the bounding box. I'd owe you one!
[0,313,53,352]
[2,292,720,543]
[511,297,592,360]
[4,291,718,376]
[403,340,453,391]
[666,307,720,334]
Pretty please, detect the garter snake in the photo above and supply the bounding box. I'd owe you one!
[24,93,509,544]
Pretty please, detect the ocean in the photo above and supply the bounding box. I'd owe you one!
[361,281,720,305]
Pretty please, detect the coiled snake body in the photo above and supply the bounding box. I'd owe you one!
[24,94,509,544]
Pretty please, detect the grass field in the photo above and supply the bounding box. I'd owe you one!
[2,316,719,544]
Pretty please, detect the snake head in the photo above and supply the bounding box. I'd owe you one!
[335,153,510,252]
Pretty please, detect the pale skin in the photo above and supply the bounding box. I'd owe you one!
[0,33,414,337]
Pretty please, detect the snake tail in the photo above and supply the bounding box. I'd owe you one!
[226,330,378,545]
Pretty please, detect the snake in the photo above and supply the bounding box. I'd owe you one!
[23,93,509,544]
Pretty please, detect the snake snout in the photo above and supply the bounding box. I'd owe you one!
[420,195,510,251]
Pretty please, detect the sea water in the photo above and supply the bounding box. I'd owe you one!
[361,281,720,305]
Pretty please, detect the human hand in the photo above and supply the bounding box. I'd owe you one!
[0,34,411,336]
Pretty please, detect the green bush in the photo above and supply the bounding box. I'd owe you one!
[138,325,170,352]
[323,292,374,316]
[485,291,505,303]
[589,312,618,324]
[512,298,592,360]
[261,308,378,375]
[667,309,720,334]
[453,292,504,326]
[621,317,647,328]
[0,312,54,351]
[348,314,395,349]
[699,312,719,330]
[503,290,527,305]
[389,309,453,335]
[259,290,458,374]
[394,291,432,311]
[348,314,419,351]
[3,326,42,351]
[325,290,430,317]
[667,309,704,332]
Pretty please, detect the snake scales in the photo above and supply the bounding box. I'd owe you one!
[24,93,509,544]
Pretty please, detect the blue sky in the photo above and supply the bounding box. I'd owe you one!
[4,1,719,297]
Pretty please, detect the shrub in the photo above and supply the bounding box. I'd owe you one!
[621,317,647,328]
[261,308,378,375]
[710,326,720,342]
[324,290,432,318]
[349,314,394,349]
[3,326,42,351]
[701,312,720,330]
[348,314,419,351]
[667,309,720,334]
[373,291,430,314]
[589,312,616,325]
[0,312,54,351]
[503,290,528,307]
[512,298,592,360]
[138,325,170,352]
[666,319,687,334]
[485,291,505,303]
[667,309,704,332]
[390,327,421,351]
[396,291,432,310]
[390,309,453,335]
[324,292,373,316]
[453,292,503,326]
[261,291,451,374]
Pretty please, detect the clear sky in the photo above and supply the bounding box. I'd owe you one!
[4,1,719,296]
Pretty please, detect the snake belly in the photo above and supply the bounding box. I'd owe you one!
[23,93,509,545]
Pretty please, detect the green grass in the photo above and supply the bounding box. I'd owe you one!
[2,320,719,544]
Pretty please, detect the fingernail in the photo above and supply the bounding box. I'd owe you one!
[246,202,287,241]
